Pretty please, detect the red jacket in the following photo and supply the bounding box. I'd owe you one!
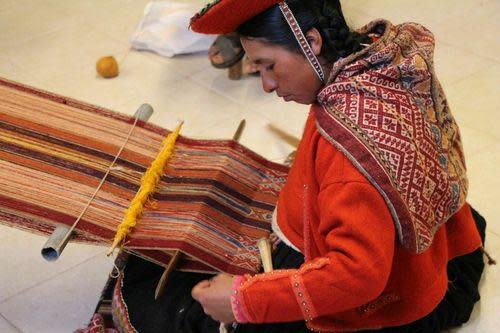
[233,107,482,332]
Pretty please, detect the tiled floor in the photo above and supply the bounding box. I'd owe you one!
[0,0,498,332]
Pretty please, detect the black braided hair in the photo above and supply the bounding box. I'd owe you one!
[236,0,370,63]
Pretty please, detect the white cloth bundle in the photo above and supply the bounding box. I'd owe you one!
[131,1,216,57]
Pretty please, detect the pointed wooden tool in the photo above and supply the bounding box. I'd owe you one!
[154,249,182,299]
[232,119,246,141]
[257,237,273,273]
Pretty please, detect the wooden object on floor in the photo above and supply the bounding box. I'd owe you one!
[228,59,243,80]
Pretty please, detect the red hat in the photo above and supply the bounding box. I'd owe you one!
[190,0,283,34]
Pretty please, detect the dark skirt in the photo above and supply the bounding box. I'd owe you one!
[117,208,486,333]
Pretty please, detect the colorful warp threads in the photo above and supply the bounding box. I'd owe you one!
[0,78,288,274]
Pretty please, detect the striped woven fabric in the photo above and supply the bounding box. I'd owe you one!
[0,78,289,275]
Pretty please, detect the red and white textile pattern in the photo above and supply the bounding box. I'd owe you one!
[316,20,468,253]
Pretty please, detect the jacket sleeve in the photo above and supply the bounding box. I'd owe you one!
[233,181,396,323]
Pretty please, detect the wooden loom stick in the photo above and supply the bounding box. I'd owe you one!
[232,119,246,141]
[154,119,247,300]
[257,237,273,273]
[154,249,182,299]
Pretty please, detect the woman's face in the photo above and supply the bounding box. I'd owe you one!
[241,37,323,105]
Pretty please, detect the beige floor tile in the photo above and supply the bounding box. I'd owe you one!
[6,24,128,84]
[127,76,246,138]
[166,0,208,8]
[0,253,113,333]
[45,0,150,44]
[468,181,500,237]
[434,43,496,88]
[466,144,500,235]
[195,116,248,141]
[131,48,213,80]
[431,0,499,61]
[0,224,33,241]
[198,96,309,161]
[445,64,500,138]
[459,124,498,158]
[119,50,197,97]
[342,0,499,61]
[340,0,370,12]
[449,231,500,332]
[348,0,438,27]
[165,52,214,78]
[46,0,208,46]
[0,1,75,49]
[41,65,142,116]
[439,26,499,64]
[202,109,298,163]
[0,314,21,333]
[358,0,480,26]
[342,6,376,29]
[252,97,310,141]
[191,67,275,108]
[0,52,40,87]
[39,50,186,116]
[57,0,213,78]
[0,227,106,302]
[0,0,18,12]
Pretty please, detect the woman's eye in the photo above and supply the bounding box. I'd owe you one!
[265,64,275,71]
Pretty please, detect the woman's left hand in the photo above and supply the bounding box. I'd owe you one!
[191,274,236,323]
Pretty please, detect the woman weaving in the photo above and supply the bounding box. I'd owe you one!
[114,0,487,332]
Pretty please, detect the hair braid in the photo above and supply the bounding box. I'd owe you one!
[309,0,370,61]
[236,0,371,64]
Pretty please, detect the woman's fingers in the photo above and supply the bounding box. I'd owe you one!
[191,279,211,301]
[191,274,236,323]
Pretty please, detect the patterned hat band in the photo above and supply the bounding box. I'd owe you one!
[279,2,325,83]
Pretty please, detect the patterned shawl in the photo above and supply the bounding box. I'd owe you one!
[316,20,467,253]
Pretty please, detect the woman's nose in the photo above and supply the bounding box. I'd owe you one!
[261,74,278,93]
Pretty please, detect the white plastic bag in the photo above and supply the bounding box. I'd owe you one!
[130,1,216,57]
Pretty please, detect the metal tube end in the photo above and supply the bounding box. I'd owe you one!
[41,225,72,261]
[41,247,60,261]
[134,104,154,122]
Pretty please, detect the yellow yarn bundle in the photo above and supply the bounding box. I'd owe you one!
[96,56,119,78]
[107,122,184,255]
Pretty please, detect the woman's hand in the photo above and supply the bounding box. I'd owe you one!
[191,274,236,323]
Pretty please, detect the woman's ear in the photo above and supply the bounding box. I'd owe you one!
[306,28,323,56]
